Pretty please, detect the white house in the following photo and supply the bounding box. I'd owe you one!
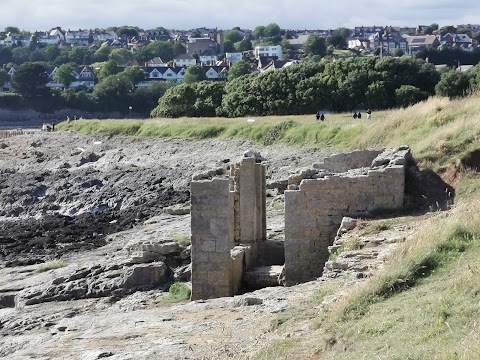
[174,54,197,67]
[225,52,243,64]
[254,45,283,59]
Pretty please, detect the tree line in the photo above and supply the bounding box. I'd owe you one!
[153,56,470,118]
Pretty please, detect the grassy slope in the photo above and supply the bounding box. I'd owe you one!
[59,95,480,359]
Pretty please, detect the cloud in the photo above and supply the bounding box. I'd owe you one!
[2,0,480,31]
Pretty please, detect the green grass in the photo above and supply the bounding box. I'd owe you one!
[247,196,480,359]
[57,95,480,172]
[156,282,191,304]
[173,233,191,247]
[34,260,68,273]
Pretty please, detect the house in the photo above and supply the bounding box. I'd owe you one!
[347,37,372,51]
[260,59,297,73]
[199,50,218,66]
[403,35,440,55]
[254,45,283,59]
[145,57,167,67]
[204,66,228,80]
[46,66,95,90]
[225,52,243,64]
[1,33,30,47]
[174,54,197,67]
[65,29,92,46]
[456,65,474,72]
[186,37,218,56]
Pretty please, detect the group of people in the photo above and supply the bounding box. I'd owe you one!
[315,111,325,121]
[353,109,372,120]
[315,109,372,121]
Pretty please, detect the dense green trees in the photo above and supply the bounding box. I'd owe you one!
[183,65,207,84]
[150,81,225,117]
[435,70,470,98]
[227,61,251,81]
[11,62,49,98]
[303,35,327,58]
[53,64,76,89]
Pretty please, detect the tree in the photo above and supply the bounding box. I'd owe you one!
[120,66,145,86]
[435,70,470,98]
[69,46,90,65]
[235,39,252,52]
[395,85,428,108]
[42,44,61,62]
[327,28,350,49]
[12,47,31,65]
[109,48,132,65]
[97,59,119,82]
[0,69,8,86]
[173,42,186,56]
[183,65,207,84]
[228,61,251,80]
[223,40,235,53]
[253,26,266,39]
[393,48,404,57]
[54,63,76,89]
[0,47,13,66]
[439,25,457,36]
[224,30,243,43]
[264,23,281,38]
[11,62,49,98]
[116,26,140,39]
[94,46,111,62]
[280,39,292,59]
[5,26,20,34]
[303,34,326,58]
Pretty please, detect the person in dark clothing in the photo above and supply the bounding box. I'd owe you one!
[366,109,372,119]
[357,112,362,119]
[353,112,357,119]
[316,111,321,120]
[320,113,325,121]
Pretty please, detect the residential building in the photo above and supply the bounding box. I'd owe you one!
[254,45,283,59]
[403,35,440,55]
[225,52,243,64]
[174,54,197,67]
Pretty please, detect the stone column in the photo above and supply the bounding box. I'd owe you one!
[191,179,234,300]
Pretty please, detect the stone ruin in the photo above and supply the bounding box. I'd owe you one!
[190,147,412,299]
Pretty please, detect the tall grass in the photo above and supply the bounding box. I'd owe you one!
[339,193,480,321]
[57,95,480,170]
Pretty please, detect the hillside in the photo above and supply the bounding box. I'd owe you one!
[1,95,479,359]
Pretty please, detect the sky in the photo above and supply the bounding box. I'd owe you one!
[3,0,480,32]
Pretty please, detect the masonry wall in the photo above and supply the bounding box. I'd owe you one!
[190,179,234,300]
[323,149,383,173]
[284,164,406,286]
[191,158,266,300]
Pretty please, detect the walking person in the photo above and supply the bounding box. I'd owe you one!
[366,109,372,120]
[353,112,357,119]
[316,111,321,121]
[320,113,325,121]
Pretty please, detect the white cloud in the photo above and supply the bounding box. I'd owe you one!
[2,0,480,31]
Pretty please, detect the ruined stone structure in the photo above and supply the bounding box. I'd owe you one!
[190,157,266,300]
[191,147,411,298]
[284,147,410,285]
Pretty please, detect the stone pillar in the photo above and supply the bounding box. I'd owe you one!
[191,179,234,300]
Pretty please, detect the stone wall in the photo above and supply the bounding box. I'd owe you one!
[190,158,266,300]
[284,147,410,286]
[323,149,383,173]
[191,178,234,300]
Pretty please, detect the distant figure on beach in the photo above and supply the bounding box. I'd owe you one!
[320,113,325,121]
[357,112,362,119]
[366,109,372,120]
[353,112,357,119]
[316,111,321,121]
